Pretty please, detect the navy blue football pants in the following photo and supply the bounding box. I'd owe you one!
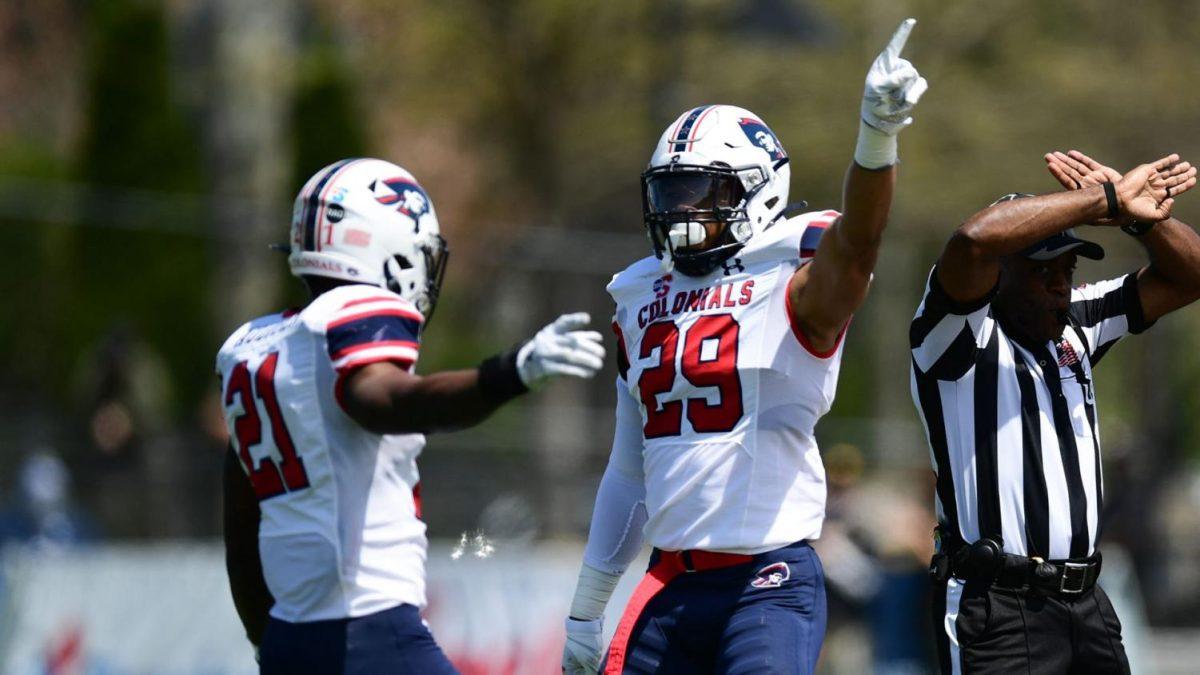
[259,603,458,675]
[604,540,827,674]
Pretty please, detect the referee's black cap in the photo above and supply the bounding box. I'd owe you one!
[990,192,1106,261]
[1023,229,1105,261]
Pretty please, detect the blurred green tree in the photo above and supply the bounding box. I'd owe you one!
[67,0,206,412]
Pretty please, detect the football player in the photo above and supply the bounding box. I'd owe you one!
[219,158,605,674]
[562,19,926,674]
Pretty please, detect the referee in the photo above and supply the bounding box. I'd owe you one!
[909,151,1200,674]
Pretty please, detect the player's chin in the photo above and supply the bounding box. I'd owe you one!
[1047,311,1069,340]
[1024,308,1065,342]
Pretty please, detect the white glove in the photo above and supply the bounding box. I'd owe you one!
[517,313,606,388]
[563,617,604,675]
[860,18,927,136]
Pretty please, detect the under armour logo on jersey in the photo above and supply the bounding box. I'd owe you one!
[1056,339,1080,367]
[721,258,745,276]
[751,562,790,589]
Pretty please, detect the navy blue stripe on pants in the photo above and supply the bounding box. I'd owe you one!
[611,540,827,674]
[259,603,458,675]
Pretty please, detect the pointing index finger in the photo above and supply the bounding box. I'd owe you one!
[883,18,917,66]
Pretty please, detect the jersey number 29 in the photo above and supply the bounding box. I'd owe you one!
[225,352,311,501]
[638,314,744,438]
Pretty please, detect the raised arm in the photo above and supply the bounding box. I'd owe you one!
[1133,218,1200,321]
[1046,150,1200,321]
[938,155,1192,306]
[342,313,604,434]
[790,19,927,351]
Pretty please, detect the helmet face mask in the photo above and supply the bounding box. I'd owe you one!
[644,167,748,216]
[642,164,755,276]
[642,105,790,277]
[287,158,449,321]
[383,232,450,320]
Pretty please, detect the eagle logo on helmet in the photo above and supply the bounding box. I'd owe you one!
[372,177,431,223]
[738,118,787,162]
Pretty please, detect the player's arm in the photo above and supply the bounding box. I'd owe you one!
[789,19,926,351]
[1046,150,1200,322]
[939,155,1192,306]
[342,313,604,435]
[222,446,273,648]
[563,378,647,675]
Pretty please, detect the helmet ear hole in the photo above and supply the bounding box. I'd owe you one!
[382,256,405,295]
[393,254,414,270]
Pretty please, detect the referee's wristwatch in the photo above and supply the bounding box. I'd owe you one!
[1121,220,1155,237]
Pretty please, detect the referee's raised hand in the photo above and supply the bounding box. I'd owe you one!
[1044,150,1123,191]
[1114,154,1197,222]
[1045,150,1196,224]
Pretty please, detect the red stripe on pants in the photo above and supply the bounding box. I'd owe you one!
[603,555,684,674]
[603,550,754,673]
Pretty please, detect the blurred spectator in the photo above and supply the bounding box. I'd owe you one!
[0,449,98,550]
[74,326,176,538]
[816,445,936,674]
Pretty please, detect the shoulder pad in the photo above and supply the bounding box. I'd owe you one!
[315,285,424,372]
[215,312,290,369]
[606,255,663,303]
[216,322,252,372]
[302,284,423,334]
[743,210,840,262]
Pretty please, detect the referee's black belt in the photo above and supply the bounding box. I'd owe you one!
[930,531,1102,598]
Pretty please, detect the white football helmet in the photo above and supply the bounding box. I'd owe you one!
[287,158,449,319]
[642,104,791,276]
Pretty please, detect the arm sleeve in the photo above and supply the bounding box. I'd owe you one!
[612,320,630,381]
[324,295,424,372]
[1068,274,1154,366]
[910,265,997,380]
[581,378,647,576]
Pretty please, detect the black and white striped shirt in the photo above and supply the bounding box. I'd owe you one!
[909,267,1152,559]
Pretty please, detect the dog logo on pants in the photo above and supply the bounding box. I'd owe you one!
[751,562,790,588]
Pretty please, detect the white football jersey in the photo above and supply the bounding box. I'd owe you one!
[216,284,428,622]
[608,211,846,554]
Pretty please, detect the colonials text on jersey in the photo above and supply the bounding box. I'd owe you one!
[637,279,756,328]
